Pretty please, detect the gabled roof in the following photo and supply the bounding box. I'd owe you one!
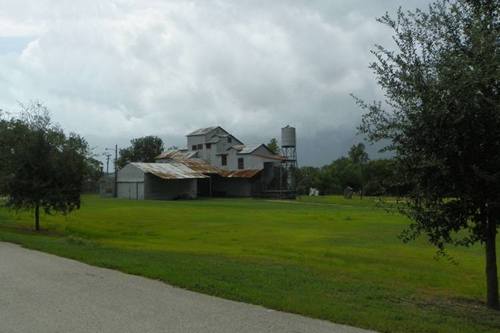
[239,144,264,154]
[187,126,246,146]
[131,162,208,179]
[155,150,221,174]
[187,126,220,136]
[228,143,278,156]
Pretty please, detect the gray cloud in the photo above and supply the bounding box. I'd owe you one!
[0,0,431,166]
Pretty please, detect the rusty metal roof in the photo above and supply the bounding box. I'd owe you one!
[131,162,208,180]
[151,148,267,179]
[181,158,222,174]
[155,150,221,174]
[155,150,198,160]
[218,169,262,178]
[133,161,262,179]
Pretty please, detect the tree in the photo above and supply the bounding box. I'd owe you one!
[348,143,369,165]
[267,138,280,154]
[329,158,362,192]
[348,143,369,198]
[363,159,397,196]
[116,136,164,168]
[295,166,322,194]
[295,156,401,196]
[0,103,92,231]
[82,157,104,193]
[356,0,499,309]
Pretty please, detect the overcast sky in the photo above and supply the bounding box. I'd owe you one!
[0,0,431,166]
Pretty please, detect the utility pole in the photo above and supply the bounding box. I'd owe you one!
[105,145,119,198]
[102,152,112,174]
[114,144,118,198]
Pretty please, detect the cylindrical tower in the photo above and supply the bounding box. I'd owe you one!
[281,125,297,193]
[281,126,296,148]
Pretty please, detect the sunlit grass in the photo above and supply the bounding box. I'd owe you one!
[0,195,498,333]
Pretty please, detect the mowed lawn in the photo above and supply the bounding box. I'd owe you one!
[0,195,498,333]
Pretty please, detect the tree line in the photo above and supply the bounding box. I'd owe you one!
[295,143,402,197]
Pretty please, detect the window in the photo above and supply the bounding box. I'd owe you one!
[238,158,244,169]
[192,145,197,150]
[221,155,227,166]
[228,136,232,143]
[197,144,203,150]
[206,143,211,149]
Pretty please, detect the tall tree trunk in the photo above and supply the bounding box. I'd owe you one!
[485,212,499,309]
[34,203,40,231]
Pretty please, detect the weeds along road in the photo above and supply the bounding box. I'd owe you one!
[0,242,373,333]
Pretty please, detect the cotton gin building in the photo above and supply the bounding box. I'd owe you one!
[116,126,294,200]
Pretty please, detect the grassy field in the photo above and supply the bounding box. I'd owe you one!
[0,195,498,333]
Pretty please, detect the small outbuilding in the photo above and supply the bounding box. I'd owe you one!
[116,162,208,200]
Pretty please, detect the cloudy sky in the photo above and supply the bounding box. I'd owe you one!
[0,0,431,166]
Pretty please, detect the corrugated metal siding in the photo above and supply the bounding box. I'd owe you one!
[117,182,144,200]
[117,164,145,182]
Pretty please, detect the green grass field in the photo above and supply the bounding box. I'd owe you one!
[0,195,498,333]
